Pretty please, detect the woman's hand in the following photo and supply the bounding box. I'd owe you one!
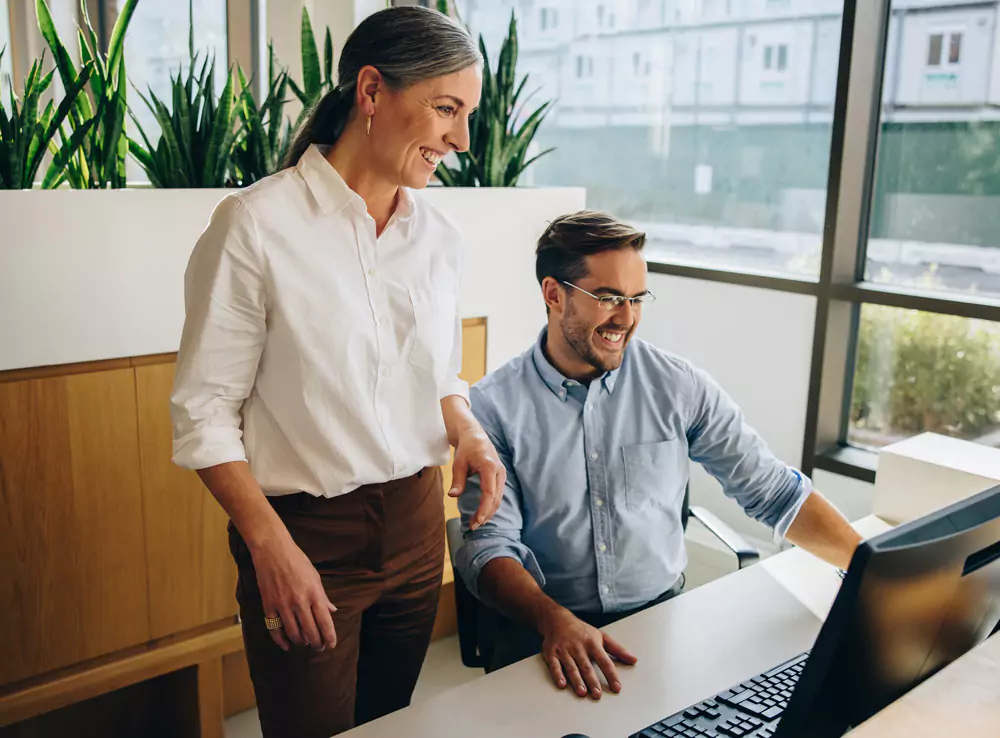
[449,428,506,530]
[250,534,338,653]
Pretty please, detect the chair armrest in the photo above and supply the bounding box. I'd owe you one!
[688,506,761,569]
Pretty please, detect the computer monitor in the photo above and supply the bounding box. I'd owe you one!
[776,483,1000,738]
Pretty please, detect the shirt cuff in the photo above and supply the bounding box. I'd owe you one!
[455,536,546,601]
[771,468,814,544]
[440,376,470,404]
[172,427,248,470]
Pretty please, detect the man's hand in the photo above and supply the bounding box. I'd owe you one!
[449,428,506,530]
[250,534,338,653]
[538,607,638,699]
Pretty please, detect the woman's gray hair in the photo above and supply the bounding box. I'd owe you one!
[283,6,481,169]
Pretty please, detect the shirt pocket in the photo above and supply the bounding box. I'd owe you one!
[408,287,457,382]
[622,438,688,512]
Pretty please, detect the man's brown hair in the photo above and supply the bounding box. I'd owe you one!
[535,211,646,286]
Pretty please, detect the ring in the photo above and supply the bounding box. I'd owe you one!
[264,615,283,631]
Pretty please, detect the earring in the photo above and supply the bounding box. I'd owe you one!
[366,115,372,136]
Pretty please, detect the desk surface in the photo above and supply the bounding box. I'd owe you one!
[345,517,892,738]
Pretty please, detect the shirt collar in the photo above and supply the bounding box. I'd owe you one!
[297,144,415,223]
[531,328,623,402]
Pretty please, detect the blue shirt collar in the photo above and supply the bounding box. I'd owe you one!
[531,327,622,401]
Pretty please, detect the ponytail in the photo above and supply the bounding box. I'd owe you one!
[282,86,355,169]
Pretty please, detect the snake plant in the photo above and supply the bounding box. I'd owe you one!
[36,0,138,189]
[127,54,242,189]
[436,12,554,188]
[0,49,93,189]
[287,7,334,130]
[230,43,294,186]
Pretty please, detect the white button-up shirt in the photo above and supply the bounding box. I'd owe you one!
[171,144,468,498]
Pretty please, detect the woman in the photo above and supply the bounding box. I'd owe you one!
[170,7,505,737]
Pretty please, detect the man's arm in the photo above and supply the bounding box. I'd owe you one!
[684,363,855,554]
[454,393,635,699]
[478,558,637,700]
[784,489,862,570]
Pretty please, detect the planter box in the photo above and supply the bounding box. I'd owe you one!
[0,186,585,372]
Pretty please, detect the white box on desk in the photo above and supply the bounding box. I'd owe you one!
[874,432,1000,525]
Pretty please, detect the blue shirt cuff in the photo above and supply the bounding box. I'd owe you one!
[771,468,814,543]
[455,536,546,601]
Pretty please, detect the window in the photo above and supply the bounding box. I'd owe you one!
[927,31,961,68]
[457,0,845,278]
[120,0,228,141]
[540,7,558,31]
[927,33,943,66]
[764,44,789,72]
[849,306,1000,450]
[949,32,962,64]
[0,0,11,93]
[869,17,1000,300]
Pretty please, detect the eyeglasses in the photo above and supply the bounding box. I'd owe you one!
[560,281,656,311]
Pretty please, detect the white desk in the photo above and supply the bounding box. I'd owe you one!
[345,517,892,738]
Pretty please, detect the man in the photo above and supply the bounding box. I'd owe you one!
[455,211,862,703]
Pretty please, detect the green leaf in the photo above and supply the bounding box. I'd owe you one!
[324,29,334,87]
[42,116,94,189]
[107,0,139,73]
[301,7,320,98]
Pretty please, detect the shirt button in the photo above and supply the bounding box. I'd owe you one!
[599,543,607,553]
[595,499,604,507]
[590,452,599,461]
[380,367,389,377]
[368,268,378,277]
[601,585,610,595]
[586,403,593,411]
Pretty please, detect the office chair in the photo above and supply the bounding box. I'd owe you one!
[445,485,760,669]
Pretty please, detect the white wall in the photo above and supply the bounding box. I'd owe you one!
[0,187,583,373]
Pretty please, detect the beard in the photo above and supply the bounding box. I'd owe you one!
[560,297,632,375]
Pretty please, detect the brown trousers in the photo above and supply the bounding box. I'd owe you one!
[229,468,445,738]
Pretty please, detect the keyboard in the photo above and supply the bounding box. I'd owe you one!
[628,651,809,738]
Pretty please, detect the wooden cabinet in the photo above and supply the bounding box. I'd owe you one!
[0,317,488,731]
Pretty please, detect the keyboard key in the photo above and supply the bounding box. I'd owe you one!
[741,702,767,715]
[684,709,701,720]
[724,690,755,705]
[664,715,687,728]
[763,706,784,720]
[704,709,721,719]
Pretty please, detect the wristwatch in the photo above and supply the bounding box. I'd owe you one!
[836,568,848,580]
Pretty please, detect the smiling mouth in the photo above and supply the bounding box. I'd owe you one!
[596,329,628,349]
[420,147,443,168]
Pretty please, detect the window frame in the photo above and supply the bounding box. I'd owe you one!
[642,0,1000,483]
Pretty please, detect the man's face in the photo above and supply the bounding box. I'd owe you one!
[557,249,648,374]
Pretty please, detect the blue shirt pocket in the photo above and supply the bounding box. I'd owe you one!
[622,438,688,513]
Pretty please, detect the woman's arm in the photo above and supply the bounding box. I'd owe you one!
[171,195,335,653]
[441,396,505,530]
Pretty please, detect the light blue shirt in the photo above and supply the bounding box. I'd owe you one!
[455,329,813,614]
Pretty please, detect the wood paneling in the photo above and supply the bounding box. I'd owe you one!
[134,363,237,640]
[0,370,150,687]
[0,623,242,728]
[221,651,255,718]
